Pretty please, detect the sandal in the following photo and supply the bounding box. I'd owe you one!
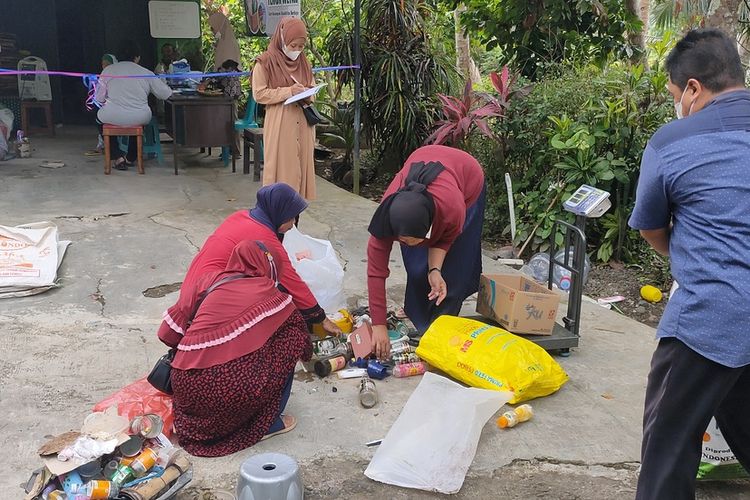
[84,149,103,156]
[261,414,297,441]
[113,158,128,171]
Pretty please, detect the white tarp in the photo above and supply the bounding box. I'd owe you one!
[0,221,70,298]
[365,372,512,494]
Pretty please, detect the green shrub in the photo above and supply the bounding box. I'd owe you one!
[478,61,673,264]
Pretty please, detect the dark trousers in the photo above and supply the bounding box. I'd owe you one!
[401,183,486,334]
[636,337,750,500]
[266,372,293,434]
[97,122,138,162]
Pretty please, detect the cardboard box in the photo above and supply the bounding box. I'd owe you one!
[476,273,561,335]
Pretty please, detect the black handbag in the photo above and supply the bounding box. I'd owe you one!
[147,349,176,394]
[301,103,326,126]
[147,274,248,395]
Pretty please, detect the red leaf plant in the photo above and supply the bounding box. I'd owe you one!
[426,65,518,148]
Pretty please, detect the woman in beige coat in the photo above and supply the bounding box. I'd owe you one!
[253,17,317,200]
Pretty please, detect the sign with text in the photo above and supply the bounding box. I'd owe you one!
[149,1,201,39]
[245,0,300,37]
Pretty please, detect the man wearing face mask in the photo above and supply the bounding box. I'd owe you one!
[253,17,317,200]
[629,29,750,499]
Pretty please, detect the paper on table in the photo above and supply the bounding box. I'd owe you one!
[284,83,327,105]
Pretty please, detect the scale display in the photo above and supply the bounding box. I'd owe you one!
[563,185,611,218]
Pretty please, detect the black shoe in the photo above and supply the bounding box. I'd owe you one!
[113,158,128,171]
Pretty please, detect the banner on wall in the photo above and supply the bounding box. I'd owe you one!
[245,0,300,37]
[148,0,201,39]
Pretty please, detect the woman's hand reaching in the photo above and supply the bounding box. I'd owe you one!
[428,269,447,305]
[321,317,342,335]
[372,324,391,360]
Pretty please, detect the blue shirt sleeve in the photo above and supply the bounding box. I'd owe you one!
[629,143,671,230]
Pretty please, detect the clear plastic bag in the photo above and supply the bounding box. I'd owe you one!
[282,227,346,312]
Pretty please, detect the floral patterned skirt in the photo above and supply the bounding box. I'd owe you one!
[171,310,311,457]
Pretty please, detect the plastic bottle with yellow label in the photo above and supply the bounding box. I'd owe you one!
[497,404,534,429]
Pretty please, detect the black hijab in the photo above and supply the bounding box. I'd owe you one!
[368,161,445,239]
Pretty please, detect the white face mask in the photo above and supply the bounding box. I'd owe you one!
[675,85,695,119]
[283,46,301,61]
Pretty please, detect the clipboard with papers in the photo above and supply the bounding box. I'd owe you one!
[284,83,327,105]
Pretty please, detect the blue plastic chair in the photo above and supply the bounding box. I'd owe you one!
[118,117,162,164]
[222,94,263,167]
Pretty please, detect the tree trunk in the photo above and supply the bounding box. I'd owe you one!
[625,0,645,55]
[705,0,741,42]
[454,6,481,84]
[639,0,650,42]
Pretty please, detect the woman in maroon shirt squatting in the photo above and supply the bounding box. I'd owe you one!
[178,182,341,336]
[158,240,312,456]
[367,145,486,358]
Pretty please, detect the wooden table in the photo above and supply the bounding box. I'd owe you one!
[164,94,236,175]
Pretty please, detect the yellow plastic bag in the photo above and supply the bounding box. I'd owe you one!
[415,316,569,403]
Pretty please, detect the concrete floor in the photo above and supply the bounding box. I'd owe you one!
[1,127,747,498]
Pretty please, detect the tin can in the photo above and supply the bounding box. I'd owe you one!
[390,342,414,355]
[119,435,144,457]
[392,352,420,365]
[393,361,427,378]
[130,447,158,477]
[84,480,119,499]
[47,491,68,500]
[110,464,134,486]
[130,414,164,439]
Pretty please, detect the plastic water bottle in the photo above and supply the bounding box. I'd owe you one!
[497,404,534,428]
[552,249,591,291]
[524,252,551,283]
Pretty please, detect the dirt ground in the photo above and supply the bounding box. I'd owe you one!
[179,457,748,500]
[583,263,669,328]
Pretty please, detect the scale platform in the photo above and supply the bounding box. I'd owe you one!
[465,315,579,353]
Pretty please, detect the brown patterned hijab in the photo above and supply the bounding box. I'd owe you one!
[256,17,313,89]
